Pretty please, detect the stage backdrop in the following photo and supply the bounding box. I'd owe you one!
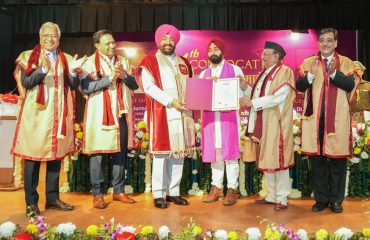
[115,30,356,121]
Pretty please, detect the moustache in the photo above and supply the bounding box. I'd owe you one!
[163,44,174,48]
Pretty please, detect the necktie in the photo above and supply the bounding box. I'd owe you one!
[48,52,56,70]
[323,58,328,72]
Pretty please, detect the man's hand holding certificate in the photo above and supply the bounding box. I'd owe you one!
[185,77,239,111]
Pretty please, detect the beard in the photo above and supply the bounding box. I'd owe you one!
[160,44,175,55]
[209,54,223,64]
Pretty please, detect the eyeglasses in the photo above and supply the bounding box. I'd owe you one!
[42,34,59,39]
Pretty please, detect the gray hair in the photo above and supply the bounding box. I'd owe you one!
[318,28,338,40]
[39,22,61,38]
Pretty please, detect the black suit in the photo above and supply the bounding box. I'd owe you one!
[296,68,354,204]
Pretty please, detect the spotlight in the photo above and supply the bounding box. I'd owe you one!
[124,48,137,58]
[290,32,300,41]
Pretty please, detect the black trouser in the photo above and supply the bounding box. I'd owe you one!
[310,104,347,204]
[90,116,128,195]
[24,160,61,205]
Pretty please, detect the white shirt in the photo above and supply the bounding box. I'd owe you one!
[247,64,290,133]
[307,53,336,84]
[199,60,244,148]
[140,54,177,108]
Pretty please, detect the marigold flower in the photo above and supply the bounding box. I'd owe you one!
[76,132,83,139]
[192,225,202,235]
[315,229,328,240]
[227,230,238,240]
[141,225,154,235]
[25,224,39,235]
[363,228,370,237]
[354,147,361,155]
[86,225,98,235]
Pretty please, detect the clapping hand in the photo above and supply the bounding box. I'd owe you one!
[70,54,87,73]
[327,57,336,76]
[309,56,320,76]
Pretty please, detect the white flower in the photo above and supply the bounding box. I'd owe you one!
[289,188,302,198]
[360,151,369,159]
[158,225,171,238]
[294,137,301,145]
[357,123,365,130]
[120,225,136,234]
[55,222,76,236]
[293,125,300,135]
[192,169,198,175]
[136,131,144,138]
[0,221,17,238]
[296,229,308,240]
[350,157,360,164]
[139,154,146,159]
[196,132,202,139]
[214,229,228,240]
[334,227,353,240]
[294,145,300,152]
[124,185,134,194]
[245,227,261,240]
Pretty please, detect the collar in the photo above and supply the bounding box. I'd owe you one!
[43,49,57,58]
[321,53,334,62]
[265,63,277,74]
[98,51,115,65]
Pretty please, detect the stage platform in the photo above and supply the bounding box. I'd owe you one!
[0,189,368,234]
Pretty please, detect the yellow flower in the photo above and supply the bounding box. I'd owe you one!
[297,147,302,155]
[141,141,148,149]
[141,225,154,235]
[86,225,98,236]
[76,132,83,140]
[363,228,370,237]
[137,121,147,130]
[192,225,202,235]
[143,132,149,140]
[240,139,245,146]
[227,230,238,240]
[367,133,370,139]
[26,224,39,235]
[354,147,361,155]
[265,228,273,239]
[315,229,328,240]
[74,123,81,132]
[264,228,281,240]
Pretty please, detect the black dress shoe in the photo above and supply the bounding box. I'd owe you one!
[330,202,343,213]
[45,199,74,211]
[26,204,41,217]
[312,202,329,212]
[154,198,168,208]
[166,196,189,205]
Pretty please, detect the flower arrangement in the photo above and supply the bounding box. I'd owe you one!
[1,217,370,240]
[350,120,370,163]
[293,110,301,154]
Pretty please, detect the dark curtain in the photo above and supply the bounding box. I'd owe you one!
[0,9,14,93]
[2,2,370,91]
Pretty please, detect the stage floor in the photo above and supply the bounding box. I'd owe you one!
[0,164,368,234]
[0,189,369,234]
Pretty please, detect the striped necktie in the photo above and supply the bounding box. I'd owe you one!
[48,52,56,70]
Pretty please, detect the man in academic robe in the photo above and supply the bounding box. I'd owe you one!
[200,37,246,206]
[296,28,359,213]
[241,41,296,211]
[80,30,138,209]
[11,22,86,216]
[136,24,195,208]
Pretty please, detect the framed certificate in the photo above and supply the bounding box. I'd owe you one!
[185,77,239,111]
